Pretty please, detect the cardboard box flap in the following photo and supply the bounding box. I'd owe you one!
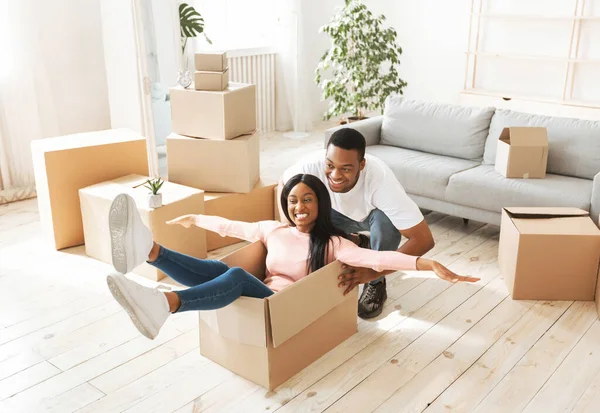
[503,207,589,219]
[221,241,267,281]
[266,260,347,348]
[504,207,600,236]
[500,127,548,146]
[199,297,268,347]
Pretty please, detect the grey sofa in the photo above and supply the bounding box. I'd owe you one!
[324,97,600,226]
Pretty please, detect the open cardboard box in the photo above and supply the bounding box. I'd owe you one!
[198,241,359,390]
[498,207,600,301]
[494,127,548,179]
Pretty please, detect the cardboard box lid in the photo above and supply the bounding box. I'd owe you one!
[81,174,203,208]
[499,127,548,147]
[199,296,268,347]
[31,128,144,152]
[266,260,348,348]
[503,207,600,236]
[171,81,253,95]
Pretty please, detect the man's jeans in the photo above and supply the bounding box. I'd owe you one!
[331,209,402,285]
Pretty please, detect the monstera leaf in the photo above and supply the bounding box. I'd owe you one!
[179,2,211,54]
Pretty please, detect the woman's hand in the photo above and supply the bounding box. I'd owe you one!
[166,214,197,228]
[417,258,480,284]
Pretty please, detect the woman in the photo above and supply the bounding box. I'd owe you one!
[106,174,479,340]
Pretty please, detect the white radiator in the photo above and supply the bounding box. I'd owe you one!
[227,48,276,133]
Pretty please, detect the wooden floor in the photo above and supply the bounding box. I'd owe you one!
[2,129,600,412]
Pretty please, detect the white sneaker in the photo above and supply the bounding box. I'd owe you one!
[109,193,154,274]
[106,273,170,339]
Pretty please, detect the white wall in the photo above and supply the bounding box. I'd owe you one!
[37,0,110,135]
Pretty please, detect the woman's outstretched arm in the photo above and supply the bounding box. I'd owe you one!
[334,238,480,294]
[167,214,285,243]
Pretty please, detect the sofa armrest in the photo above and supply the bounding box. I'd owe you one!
[591,172,600,226]
[323,116,383,149]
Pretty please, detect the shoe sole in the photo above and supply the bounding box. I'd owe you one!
[106,274,157,340]
[109,194,131,274]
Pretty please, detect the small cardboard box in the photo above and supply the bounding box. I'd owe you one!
[79,174,207,281]
[195,51,228,72]
[498,207,600,300]
[166,132,259,194]
[495,127,549,179]
[204,181,276,251]
[170,82,256,140]
[194,69,229,91]
[31,129,149,250]
[199,241,358,390]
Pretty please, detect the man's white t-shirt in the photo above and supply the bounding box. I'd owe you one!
[282,150,424,230]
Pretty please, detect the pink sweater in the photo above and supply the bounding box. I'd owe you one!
[195,215,418,292]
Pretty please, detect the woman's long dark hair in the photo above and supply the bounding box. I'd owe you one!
[281,174,348,273]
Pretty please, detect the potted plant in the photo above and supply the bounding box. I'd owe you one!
[315,0,407,124]
[177,2,212,88]
[144,178,165,208]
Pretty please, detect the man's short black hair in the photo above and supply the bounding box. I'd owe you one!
[327,128,366,161]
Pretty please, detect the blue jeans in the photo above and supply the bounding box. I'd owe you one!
[331,209,402,285]
[148,246,274,313]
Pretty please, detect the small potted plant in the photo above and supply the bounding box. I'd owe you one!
[144,178,165,208]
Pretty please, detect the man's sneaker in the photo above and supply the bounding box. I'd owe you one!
[358,278,387,319]
[109,193,154,274]
[106,273,170,339]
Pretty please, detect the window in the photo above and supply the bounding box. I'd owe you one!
[192,0,278,50]
[464,0,600,107]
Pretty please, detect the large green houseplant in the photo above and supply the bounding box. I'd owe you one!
[315,0,407,123]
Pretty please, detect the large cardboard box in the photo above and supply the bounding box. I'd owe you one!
[199,241,358,390]
[79,174,207,281]
[498,207,600,300]
[195,51,228,72]
[494,127,548,179]
[170,82,256,140]
[204,181,276,251]
[31,129,149,250]
[194,69,229,91]
[166,132,259,194]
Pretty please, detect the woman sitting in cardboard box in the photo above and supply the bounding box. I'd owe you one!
[106,174,480,340]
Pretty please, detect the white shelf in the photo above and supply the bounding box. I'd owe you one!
[462,89,600,109]
[472,13,600,21]
[465,51,600,64]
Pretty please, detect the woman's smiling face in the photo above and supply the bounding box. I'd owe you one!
[287,182,319,232]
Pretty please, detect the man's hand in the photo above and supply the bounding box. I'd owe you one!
[166,214,197,228]
[338,265,387,296]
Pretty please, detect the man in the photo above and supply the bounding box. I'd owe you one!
[279,128,435,319]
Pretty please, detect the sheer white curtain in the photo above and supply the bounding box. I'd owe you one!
[0,0,59,204]
[275,0,312,135]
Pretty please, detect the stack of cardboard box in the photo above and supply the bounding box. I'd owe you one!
[167,51,276,252]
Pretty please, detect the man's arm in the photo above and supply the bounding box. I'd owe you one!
[397,219,435,256]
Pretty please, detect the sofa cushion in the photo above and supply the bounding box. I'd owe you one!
[446,165,593,213]
[483,109,600,180]
[366,145,479,200]
[381,96,495,161]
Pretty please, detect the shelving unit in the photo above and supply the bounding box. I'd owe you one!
[463,0,600,109]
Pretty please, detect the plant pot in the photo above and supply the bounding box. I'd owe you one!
[348,116,369,123]
[148,193,162,208]
[338,116,369,125]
